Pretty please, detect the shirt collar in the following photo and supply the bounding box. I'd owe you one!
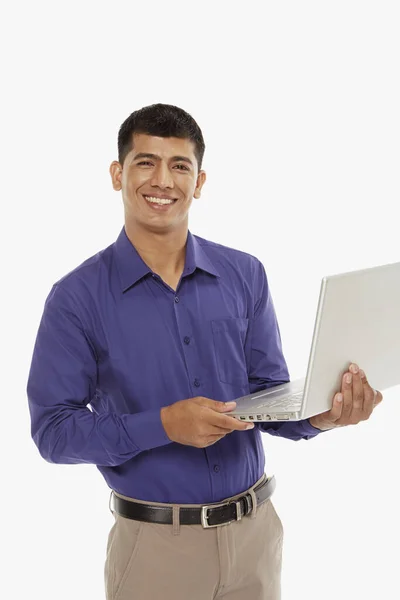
[114,226,220,292]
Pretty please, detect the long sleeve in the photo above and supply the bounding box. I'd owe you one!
[246,260,322,441]
[26,284,172,467]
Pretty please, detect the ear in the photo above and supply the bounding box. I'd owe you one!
[193,170,206,199]
[109,161,123,191]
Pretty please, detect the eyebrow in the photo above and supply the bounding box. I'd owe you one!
[133,152,193,167]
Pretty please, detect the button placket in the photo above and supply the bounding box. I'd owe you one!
[173,288,207,401]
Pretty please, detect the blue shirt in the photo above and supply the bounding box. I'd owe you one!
[27,226,321,504]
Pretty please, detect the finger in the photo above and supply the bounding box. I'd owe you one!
[193,397,237,413]
[327,393,344,423]
[223,415,255,431]
[349,364,364,419]
[359,370,383,408]
[340,371,353,421]
[359,369,375,416]
[210,412,255,431]
[205,434,228,446]
[208,426,236,435]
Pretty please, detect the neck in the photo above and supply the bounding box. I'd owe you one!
[125,222,188,275]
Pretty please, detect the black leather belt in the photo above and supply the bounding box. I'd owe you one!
[111,474,275,528]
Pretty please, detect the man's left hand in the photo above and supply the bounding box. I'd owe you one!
[309,363,383,431]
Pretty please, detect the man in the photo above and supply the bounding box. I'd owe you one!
[27,103,383,600]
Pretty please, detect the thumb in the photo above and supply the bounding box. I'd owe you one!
[192,397,237,412]
[373,389,383,406]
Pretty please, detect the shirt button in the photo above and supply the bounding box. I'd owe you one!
[213,465,220,473]
[184,336,190,345]
[174,296,180,303]
[194,378,200,387]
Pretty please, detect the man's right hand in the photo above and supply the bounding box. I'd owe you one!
[160,396,255,448]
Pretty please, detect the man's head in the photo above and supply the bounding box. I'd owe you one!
[110,103,207,235]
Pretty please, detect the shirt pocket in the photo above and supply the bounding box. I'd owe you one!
[211,317,249,386]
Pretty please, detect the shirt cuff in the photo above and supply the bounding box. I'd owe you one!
[124,409,173,452]
[302,418,324,438]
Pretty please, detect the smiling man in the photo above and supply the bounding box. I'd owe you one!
[27,103,383,600]
[109,130,206,292]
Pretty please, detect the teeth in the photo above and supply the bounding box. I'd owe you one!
[144,195,175,205]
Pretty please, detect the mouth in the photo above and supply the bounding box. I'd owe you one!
[142,194,178,210]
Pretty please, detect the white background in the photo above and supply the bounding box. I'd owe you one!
[2,1,399,599]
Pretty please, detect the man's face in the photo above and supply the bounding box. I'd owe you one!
[110,133,206,234]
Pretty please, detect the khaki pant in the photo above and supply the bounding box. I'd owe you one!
[104,474,283,600]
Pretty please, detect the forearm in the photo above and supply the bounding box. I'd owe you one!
[255,418,322,441]
[30,404,172,466]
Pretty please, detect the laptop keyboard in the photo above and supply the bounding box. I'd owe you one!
[257,391,304,410]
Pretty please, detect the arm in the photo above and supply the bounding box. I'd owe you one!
[245,260,322,441]
[27,284,172,467]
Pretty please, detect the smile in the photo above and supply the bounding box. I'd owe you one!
[143,195,177,205]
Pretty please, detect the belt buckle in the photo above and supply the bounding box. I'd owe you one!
[201,499,242,529]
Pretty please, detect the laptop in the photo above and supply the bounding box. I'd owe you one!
[229,260,400,423]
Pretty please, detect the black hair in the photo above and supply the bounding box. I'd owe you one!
[117,103,205,171]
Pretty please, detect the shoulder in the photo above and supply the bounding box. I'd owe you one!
[193,233,264,276]
[191,233,269,308]
[44,240,115,311]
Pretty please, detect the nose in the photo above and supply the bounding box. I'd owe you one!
[150,161,174,189]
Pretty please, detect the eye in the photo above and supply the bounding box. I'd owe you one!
[136,161,189,171]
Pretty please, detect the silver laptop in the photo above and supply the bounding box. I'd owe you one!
[229,261,400,423]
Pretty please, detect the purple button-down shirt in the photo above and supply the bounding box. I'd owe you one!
[27,226,321,504]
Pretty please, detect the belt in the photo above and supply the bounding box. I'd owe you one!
[111,474,276,529]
